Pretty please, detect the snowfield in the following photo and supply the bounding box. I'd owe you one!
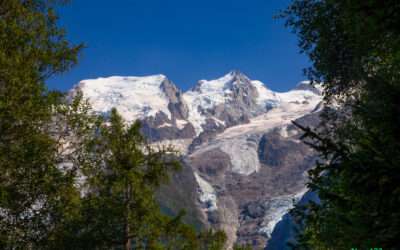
[251,80,281,107]
[70,75,171,122]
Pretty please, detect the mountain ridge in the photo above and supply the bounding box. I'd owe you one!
[67,70,323,248]
[68,70,321,139]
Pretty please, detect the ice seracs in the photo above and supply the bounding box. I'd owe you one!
[259,189,307,237]
[194,172,218,212]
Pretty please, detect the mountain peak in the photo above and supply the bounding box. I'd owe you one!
[67,75,172,122]
[227,70,251,84]
[228,69,244,77]
[188,70,252,94]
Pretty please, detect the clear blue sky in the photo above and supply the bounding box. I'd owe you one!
[47,0,310,93]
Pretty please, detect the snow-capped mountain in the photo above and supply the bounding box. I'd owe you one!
[68,75,172,121]
[69,70,321,139]
[68,75,196,142]
[184,70,271,135]
[68,70,323,248]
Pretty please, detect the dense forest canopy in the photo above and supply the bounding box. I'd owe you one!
[279,0,400,248]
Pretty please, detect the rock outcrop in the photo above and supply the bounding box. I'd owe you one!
[161,77,189,120]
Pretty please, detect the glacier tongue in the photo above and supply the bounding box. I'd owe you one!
[259,189,307,237]
[194,172,218,212]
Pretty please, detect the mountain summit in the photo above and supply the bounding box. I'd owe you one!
[68,71,321,138]
[68,75,171,121]
[68,71,323,248]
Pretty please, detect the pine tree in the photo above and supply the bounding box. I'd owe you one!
[0,0,95,248]
[0,1,227,248]
[64,108,227,249]
[278,0,400,248]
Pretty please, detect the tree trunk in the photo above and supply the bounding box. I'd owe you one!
[124,184,131,250]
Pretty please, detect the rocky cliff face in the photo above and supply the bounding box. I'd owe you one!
[184,70,268,134]
[209,70,263,123]
[161,77,189,120]
[69,71,323,248]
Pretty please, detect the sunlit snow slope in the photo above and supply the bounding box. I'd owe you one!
[68,75,171,122]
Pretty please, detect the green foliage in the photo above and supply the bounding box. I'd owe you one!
[55,108,227,249]
[278,0,400,104]
[0,0,91,248]
[233,243,253,250]
[76,108,182,248]
[279,0,400,248]
[0,1,227,248]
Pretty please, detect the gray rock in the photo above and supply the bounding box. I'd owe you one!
[161,78,189,119]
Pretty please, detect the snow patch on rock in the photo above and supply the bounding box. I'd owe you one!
[183,72,235,135]
[279,125,289,138]
[150,139,193,155]
[157,122,172,128]
[175,119,188,129]
[212,117,226,127]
